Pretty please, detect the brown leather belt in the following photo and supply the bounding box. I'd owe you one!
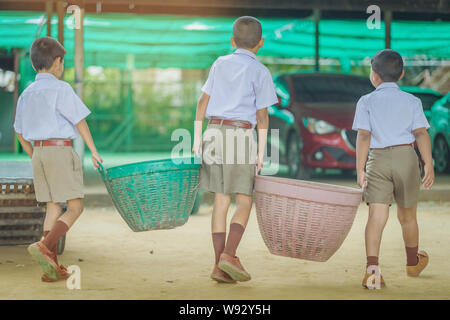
[388,143,413,148]
[209,118,252,129]
[372,143,413,150]
[33,140,73,147]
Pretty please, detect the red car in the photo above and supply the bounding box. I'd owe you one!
[268,73,374,178]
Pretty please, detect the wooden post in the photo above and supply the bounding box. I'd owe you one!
[385,10,392,49]
[73,6,85,163]
[313,9,321,72]
[12,49,19,153]
[57,1,64,45]
[45,1,53,37]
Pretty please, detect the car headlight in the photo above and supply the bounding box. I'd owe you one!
[303,117,338,135]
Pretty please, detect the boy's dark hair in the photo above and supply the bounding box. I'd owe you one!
[232,16,262,49]
[371,49,404,82]
[30,37,66,71]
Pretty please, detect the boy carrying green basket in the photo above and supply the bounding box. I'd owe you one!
[14,37,102,282]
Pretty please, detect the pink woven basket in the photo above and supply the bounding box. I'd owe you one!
[254,175,363,262]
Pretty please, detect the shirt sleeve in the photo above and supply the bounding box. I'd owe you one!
[411,97,430,131]
[13,96,23,134]
[57,82,91,125]
[352,96,371,131]
[201,61,216,96]
[254,68,279,110]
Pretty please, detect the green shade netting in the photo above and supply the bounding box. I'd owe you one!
[0,11,449,69]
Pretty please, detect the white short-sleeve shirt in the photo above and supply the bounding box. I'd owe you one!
[201,48,278,126]
[14,73,91,141]
[352,82,430,149]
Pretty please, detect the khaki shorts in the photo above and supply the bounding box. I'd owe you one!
[31,145,84,203]
[364,145,421,208]
[200,122,257,196]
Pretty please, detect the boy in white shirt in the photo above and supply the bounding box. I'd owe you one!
[14,36,102,282]
[353,49,434,288]
[192,16,278,283]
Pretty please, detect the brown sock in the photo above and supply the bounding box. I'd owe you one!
[406,246,419,266]
[42,221,68,259]
[43,230,59,264]
[366,256,379,268]
[212,232,226,265]
[223,223,245,257]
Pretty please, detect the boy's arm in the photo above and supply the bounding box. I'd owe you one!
[356,129,371,188]
[413,127,434,189]
[76,119,103,169]
[17,134,33,158]
[256,108,269,173]
[192,92,210,157]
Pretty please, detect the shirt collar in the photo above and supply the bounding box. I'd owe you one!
[35,73,58,81]
[234,48,257,60]
[375,82,399,90]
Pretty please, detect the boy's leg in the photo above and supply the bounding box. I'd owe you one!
[211,193,231,263]
[223,193,252,256]
[218,193,252,282]
[397,204,419,266]
[43,202,63,263]
[210,193,235,283]
[362,203,389,288]
[42,198,83,253]
[365,203,390,264]
[397,203,428,276]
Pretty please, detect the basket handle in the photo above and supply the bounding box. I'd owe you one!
[97,161,107,180]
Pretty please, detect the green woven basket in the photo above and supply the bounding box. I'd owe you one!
[98,157,201,232]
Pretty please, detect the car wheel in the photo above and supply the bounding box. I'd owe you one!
[433,136,450,173]
[341,169,355,177]
[287,132,311,179]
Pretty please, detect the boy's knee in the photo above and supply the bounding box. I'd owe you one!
[397,211,416,225]
[67,199,84,216]
[236,194,253,211]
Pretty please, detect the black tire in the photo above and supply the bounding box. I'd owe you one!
[57,234,66,255]
[341,169,355,177]
[433,136,450,173]
[286,132,311,179]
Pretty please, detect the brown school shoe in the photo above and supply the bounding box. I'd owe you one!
[218,253,251,282]
[210,265,236,284]
[41,265,71,282]
[27,241,59,280]
[362,269,386,289]
[406,250,429,277]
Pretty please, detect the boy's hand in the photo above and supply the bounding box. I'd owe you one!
[357,170,368,189]
[256,154,264,173]
[422,163,434,189]
[91,151,103,169]
[192,136,202,157]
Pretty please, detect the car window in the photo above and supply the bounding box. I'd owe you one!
[412,93,442,111]
[292,76,374,103]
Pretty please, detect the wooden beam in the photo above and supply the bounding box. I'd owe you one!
[0,0,448,14]
[314,9,321,72]
[385,10,392,49]
[57,1,64,45]
[45,1,53,37]
[73,5,85,162]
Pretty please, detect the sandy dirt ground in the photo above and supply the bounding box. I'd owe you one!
[1,201,449,300]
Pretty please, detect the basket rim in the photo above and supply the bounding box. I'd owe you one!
[255,175,362,194]
[101,157,201,181]
[254,175,362,207]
